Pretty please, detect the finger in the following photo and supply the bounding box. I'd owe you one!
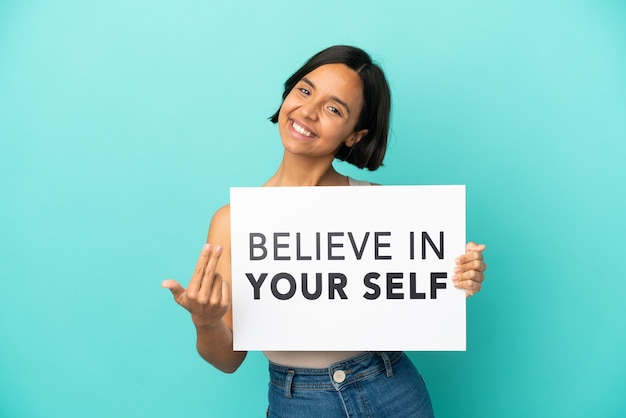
[209,273,225,306]
[456,252,483,266]
[188,243,212,294]
[453,275,482,295]
[453,269,485,284]
[454,257,486,274]
[162,279,186,303]
[199,245,223,298]
[455,260,487,274]
[204,245,223,281]
[457,248,484,263]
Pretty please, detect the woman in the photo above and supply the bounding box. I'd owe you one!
[162,45,487,417]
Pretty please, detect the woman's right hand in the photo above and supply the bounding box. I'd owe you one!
[162,243,231,328]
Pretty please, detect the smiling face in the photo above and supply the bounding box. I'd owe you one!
[277,63,369,162]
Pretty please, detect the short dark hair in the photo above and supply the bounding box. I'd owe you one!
[269,45,391,171]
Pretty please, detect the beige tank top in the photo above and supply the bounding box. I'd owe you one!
[263,177,370,368]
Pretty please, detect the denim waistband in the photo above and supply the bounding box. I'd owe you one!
[269,351,404,396]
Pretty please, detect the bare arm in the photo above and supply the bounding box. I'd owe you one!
[162,205,247,373]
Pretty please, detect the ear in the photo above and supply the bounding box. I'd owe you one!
[346,129,368,147]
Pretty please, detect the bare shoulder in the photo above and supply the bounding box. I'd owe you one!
[211,204,231,226]
[208,204,231,245]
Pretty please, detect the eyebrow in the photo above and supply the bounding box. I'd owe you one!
[301,77,351,116]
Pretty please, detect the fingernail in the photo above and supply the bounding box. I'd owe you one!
[454,267,461,273]
[203,243,211,252]
[452,275,459,282]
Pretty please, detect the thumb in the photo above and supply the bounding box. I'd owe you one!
[466,242,486,252]
[162,279,185,300]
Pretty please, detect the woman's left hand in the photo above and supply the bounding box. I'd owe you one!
[453,242,487,298]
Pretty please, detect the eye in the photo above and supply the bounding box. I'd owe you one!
[298,87,310,95]
[327,106,342,116]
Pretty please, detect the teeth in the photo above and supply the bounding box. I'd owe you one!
[292,121,314,137]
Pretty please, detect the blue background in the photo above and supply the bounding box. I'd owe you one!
[1,1,625,417]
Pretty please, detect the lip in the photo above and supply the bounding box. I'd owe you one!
[288,118,318,140]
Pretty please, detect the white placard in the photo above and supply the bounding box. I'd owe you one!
[230,185,466,351]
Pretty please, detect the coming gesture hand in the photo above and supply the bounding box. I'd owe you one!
[452,242,487,298]
[162,244,231,327]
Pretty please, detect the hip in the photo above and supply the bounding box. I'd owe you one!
[267,351,434,417]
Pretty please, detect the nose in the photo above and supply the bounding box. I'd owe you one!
[300,100,319,121]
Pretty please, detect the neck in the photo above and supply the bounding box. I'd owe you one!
[265,152,348,187]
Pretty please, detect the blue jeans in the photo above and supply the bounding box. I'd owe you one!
[267,351,434,417]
